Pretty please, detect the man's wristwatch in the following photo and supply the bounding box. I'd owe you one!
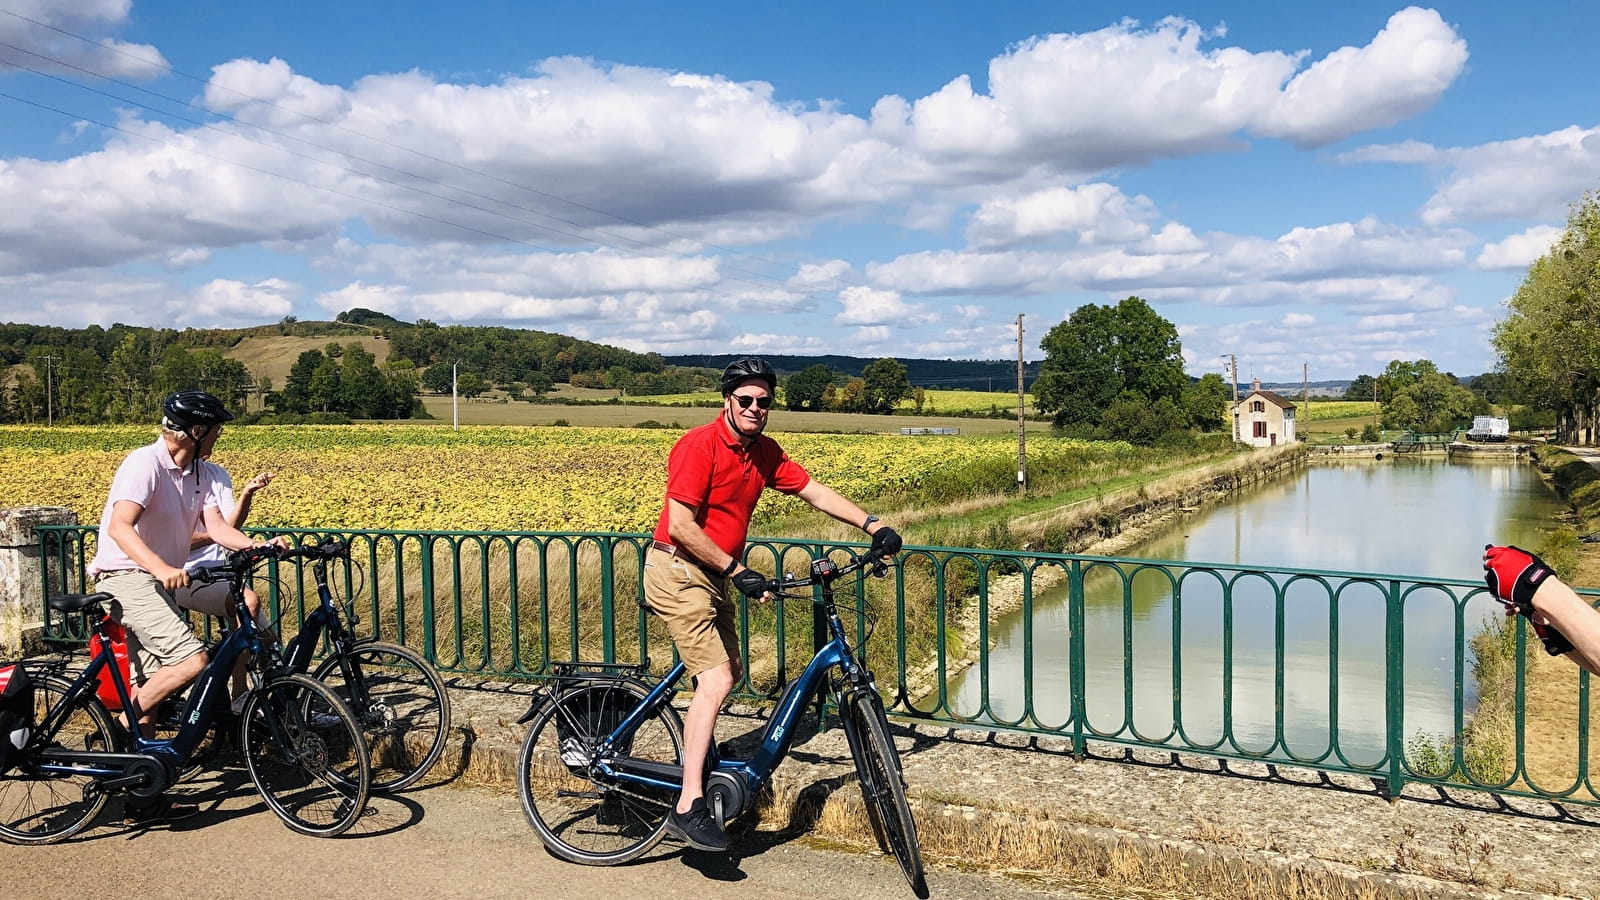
[721,559,739,576]
[862,515,880,531]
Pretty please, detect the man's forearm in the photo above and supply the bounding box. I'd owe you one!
[1532,578,1600,670]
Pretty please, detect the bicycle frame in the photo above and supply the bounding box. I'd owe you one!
[577,556,883,805]
[280,554,353,673]
[32,596,264,781]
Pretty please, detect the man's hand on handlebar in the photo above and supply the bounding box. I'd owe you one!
[153,562,189,592]
[732,567,775,602]
[867,525,902,561]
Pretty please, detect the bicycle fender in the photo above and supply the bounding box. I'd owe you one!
[516,691,550,725]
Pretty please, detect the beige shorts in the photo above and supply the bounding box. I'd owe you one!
[642,547,739,679]
[172,572,270,630]
[96,570,206,685]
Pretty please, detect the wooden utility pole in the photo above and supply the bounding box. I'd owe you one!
[1302,363,1308,405]
[1017,313,1027,493]
[1229,354,1238,404]
[41,354,58,426]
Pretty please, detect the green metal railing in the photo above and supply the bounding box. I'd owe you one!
[35,524,1600,806]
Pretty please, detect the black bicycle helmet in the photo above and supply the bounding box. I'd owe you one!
[719,357,777,395]
[161,390,234,431]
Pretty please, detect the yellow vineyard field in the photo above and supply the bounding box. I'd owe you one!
[0,425,1137,534]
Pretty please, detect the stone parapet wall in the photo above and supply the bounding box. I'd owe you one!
[0,506,78,656]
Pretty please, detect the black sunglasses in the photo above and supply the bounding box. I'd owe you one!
[732,394,773,410]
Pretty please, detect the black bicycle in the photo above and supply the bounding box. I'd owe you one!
[0,545,372,843]
[516,549,927,897]
[268,537,451,792]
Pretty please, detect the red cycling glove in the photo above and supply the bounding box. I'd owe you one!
[1483,545,1572,655]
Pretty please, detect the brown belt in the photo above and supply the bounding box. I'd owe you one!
[650,540,725,576]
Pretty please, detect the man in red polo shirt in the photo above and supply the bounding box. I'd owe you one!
[644,357,901,852]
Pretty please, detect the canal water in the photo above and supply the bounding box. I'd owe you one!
[944,456,1567,766]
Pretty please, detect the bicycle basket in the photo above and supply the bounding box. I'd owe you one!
[0,662,35,773]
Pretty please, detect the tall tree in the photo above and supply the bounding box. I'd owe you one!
[861,358,911,414]
[1493,191,1600,442]
[1033,296,1186,431]
[785,364,836,411]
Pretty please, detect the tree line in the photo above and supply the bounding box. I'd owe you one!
[1492,190,1600,443]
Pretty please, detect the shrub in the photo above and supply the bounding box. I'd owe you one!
[551,419,570,427]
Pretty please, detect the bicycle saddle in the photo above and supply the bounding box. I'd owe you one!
[48,592,114,614]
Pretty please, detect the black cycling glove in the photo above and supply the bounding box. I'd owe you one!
[732,568,771,600]
[867,525,902,559]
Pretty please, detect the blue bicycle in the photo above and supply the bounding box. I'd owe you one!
[515,549,927,897]
[0,545,372,843]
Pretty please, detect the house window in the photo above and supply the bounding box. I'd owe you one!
[1251,400,1265,413]
[1253,421,1267,438]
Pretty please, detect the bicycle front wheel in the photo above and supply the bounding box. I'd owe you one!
[313,642,451,792]
[240,674,371,837]
[845,691,928,898]
[518,681,682,865]
[0,675,116,845]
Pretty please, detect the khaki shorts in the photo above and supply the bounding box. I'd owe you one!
[97,570,206,685]
[642,547,739,679]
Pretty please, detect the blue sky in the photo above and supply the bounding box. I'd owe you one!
[1,1,1596,383]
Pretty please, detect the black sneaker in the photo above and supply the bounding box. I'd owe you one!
[665,798,729,852]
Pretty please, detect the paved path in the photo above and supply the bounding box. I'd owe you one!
[2,767,1102,900]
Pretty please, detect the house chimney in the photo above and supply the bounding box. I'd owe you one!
[1251,377,1261,393]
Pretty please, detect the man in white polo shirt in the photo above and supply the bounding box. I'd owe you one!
[87,391,279,742]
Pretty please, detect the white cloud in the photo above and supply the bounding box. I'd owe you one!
[966,182,1156,248]
[1474,225,1563,270]
[188,278,297,325]
[1344,126,1600,226]
[871,217,1471,299]
[834,285,927,325]
[1253,7,1467,148]
[1282,313,1316,327]
[0,0,168,80]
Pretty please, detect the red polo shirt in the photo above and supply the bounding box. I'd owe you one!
[653,417,811,557]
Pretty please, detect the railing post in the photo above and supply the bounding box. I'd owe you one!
[600,536,616,662]
[1,507,78,656]
[1384,578,1406,802]
[419,535,437,664]
[1069,558,1087,759]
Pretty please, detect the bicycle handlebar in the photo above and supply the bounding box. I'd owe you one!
[187,537,351,582]
[768,551,894,599]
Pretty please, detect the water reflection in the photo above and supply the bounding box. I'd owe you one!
[945,458,1565,765]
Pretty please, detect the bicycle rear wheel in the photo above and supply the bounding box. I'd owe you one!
[845,691,928,898]
[0,675,117,845]
[313,641,450,792]
[240,674,371,837]
[518,681,682,865]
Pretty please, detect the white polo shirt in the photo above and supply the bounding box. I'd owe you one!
[187,461,236,568]
[88,437,220,576]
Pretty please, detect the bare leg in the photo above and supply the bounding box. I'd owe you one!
[128,651,208,739]
[676,662,733,812]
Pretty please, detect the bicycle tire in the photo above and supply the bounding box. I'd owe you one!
[240,673,371,837]
[846,691,928,898]
[0,674,117,845]
[312,641,451,792]
[518,680,683,865]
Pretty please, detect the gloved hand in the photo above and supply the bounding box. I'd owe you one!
[732,568,772,600]
[1483,545,1555,614]
[1484,545,1571,655]
[867,525,902,559]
